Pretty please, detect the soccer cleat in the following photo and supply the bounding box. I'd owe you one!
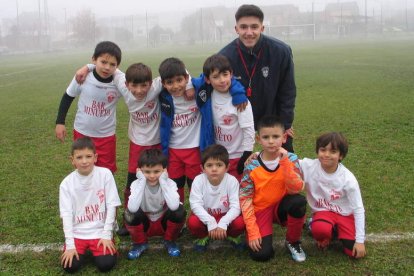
[227,235,246,250]
[285,240,306,262]
[127,243,148,260]
[163,240,181,257]
[193,237,209,252]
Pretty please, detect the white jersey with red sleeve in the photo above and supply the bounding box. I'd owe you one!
[169,96,201,149]
[189,173,241,231]
[59,166,121,250]
[299,158,365,243]
[66,73,122,137]
[212,91,255,159]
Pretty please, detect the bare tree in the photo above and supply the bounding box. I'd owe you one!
[70,9,99,45]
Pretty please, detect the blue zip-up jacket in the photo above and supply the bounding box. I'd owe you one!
[192,74,247,152]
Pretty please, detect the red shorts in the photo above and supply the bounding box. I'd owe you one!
[228,158,242,182]
[73,130,117,173]
[167,147,202,180]
[253,204,281,238]
[128,142,161,173]
[312,211,355,241]
[63,238,117,256]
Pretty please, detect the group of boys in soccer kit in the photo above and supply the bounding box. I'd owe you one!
[56,41,366,273]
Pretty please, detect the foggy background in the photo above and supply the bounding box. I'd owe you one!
[0,0,413,54]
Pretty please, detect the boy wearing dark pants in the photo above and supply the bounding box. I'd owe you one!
[240,115,307,262]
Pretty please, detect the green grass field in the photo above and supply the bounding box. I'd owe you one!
[1,38,413,274]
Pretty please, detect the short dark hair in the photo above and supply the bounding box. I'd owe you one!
[92,41,122,65]
[316,132,349,160]
[235,4,264,23]
[201,144,229,167]
[256,115,285,134]
[158,57,187,81]
[71,137,96,155]
[138,148,168,168]
[125,63,152,84]
[203,54,233,78]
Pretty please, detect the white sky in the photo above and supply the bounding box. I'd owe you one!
[0,0,412,20]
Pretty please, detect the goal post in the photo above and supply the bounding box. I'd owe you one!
[265,23,316,41]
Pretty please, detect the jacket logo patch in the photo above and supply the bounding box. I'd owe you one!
[199,89,207,102]
[261,67,269,78]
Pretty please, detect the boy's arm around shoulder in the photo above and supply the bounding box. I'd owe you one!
[159,170,180,211]
[280,152,305,194]
[239,159,261,241]
[127,170,146,213]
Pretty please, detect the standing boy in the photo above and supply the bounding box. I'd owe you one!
[194,54,255,181]
[59,137,121,273]
[240,115,306,262]
[125,149,186,259]
[219,4,296,152]
[299,132,366,258]
[158,57,202,202]
[188,144,245,252]
[55,41,122,173]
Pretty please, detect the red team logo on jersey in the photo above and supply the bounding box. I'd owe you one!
[145,101,155,109]
[106,91,117,103]
[330,189,341,200]
[221,195,229,208]
[222,115,233,125]
[96,189,105,204]
[189,106,198,113]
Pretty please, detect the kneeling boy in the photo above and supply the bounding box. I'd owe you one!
[240,115,307,262]
[188,144,245,252]
[59,137,121,273]
[125,149,186,259]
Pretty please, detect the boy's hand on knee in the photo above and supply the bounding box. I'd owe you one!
[353,242,366,258]
[61,249,79,268]
[97,239,116,255]
[75,65,90,84]
[248,237,262,252]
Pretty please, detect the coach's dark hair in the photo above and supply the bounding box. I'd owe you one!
[158,57,187,81]
[201,144,229,167]
[93,41,122,65]
[235,4,264,23]
[138,148,168,168]
[71,137,96,155]
[125,63,152,84]
[203,54,233,78]
[256,115,285,134]
[316,132,349,160]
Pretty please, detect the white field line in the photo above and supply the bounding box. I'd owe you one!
[1,232,413,254]
[0,65,49,78]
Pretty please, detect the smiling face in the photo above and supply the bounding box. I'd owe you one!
[71,148,97,176]
[139,164,164,186]
[235,16,264,49]
[317,143,342,173]
[126,81,152,101]
[206,69,232,93]
[162,75,189,97]
[92,53,118,79]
